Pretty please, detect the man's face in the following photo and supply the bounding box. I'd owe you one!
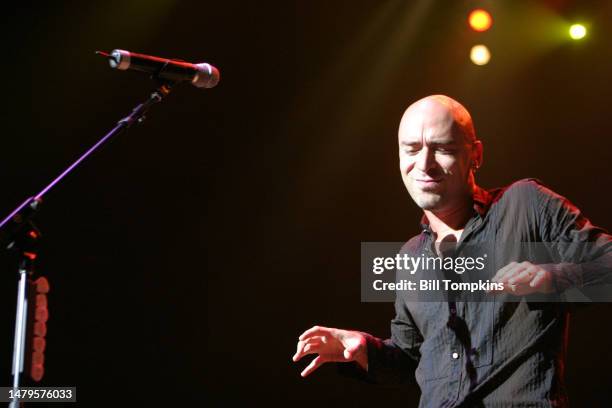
[398,101,476,212]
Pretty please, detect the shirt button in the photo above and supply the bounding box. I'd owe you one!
[451,352,459,359]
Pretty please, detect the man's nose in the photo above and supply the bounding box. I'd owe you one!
[415,147,436,172]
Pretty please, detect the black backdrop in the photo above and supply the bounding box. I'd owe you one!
[0,1,610,406]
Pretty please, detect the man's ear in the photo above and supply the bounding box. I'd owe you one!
[472,140,483,169]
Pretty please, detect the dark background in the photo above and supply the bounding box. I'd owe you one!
[0,0,610,406]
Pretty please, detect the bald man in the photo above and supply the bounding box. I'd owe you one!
[292,95,612,407]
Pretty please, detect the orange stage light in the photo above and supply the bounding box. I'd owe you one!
[468,9,493,32]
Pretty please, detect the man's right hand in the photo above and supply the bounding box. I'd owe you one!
[292,326,368,377]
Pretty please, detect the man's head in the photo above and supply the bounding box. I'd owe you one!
[398,95,483,213]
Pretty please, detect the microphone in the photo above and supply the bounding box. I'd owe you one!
[99,49,220,89]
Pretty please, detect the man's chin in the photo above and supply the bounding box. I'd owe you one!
[413,193,443,210]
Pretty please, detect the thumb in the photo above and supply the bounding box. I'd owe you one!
[343,343,360,360]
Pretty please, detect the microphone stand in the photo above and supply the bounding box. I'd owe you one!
[3,80,175,408]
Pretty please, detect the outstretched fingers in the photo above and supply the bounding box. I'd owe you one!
[298,325,333,341]
[293,336,324,362]
[293,327,369,376]
[300,355,325,377]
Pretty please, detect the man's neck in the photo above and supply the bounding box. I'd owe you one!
[424,196,474,239]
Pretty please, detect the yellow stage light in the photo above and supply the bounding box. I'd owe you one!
[569,24,586,40]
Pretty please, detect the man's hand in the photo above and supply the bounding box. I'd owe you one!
[490,261,554,295]
[292,326,368,377]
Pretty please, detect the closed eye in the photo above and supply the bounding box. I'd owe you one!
[402,148,420,156]
[436,148,456,154]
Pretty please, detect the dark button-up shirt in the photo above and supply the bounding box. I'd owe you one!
[342,179,612,407]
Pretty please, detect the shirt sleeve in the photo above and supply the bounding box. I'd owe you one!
[529,180,612,292]
[337,294,422,384]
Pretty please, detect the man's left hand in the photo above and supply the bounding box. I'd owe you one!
[490,261,554,295]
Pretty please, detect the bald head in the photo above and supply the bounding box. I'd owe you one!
[398,95,483,213]
[401,95,476,144]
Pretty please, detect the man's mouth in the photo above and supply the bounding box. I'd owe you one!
[414,178,443,188]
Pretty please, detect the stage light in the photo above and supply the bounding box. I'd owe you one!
[468,9,493,32]
[569,24,586,40]
[470,45,491,66]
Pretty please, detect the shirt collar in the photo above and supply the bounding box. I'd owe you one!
[419,185,493,234]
